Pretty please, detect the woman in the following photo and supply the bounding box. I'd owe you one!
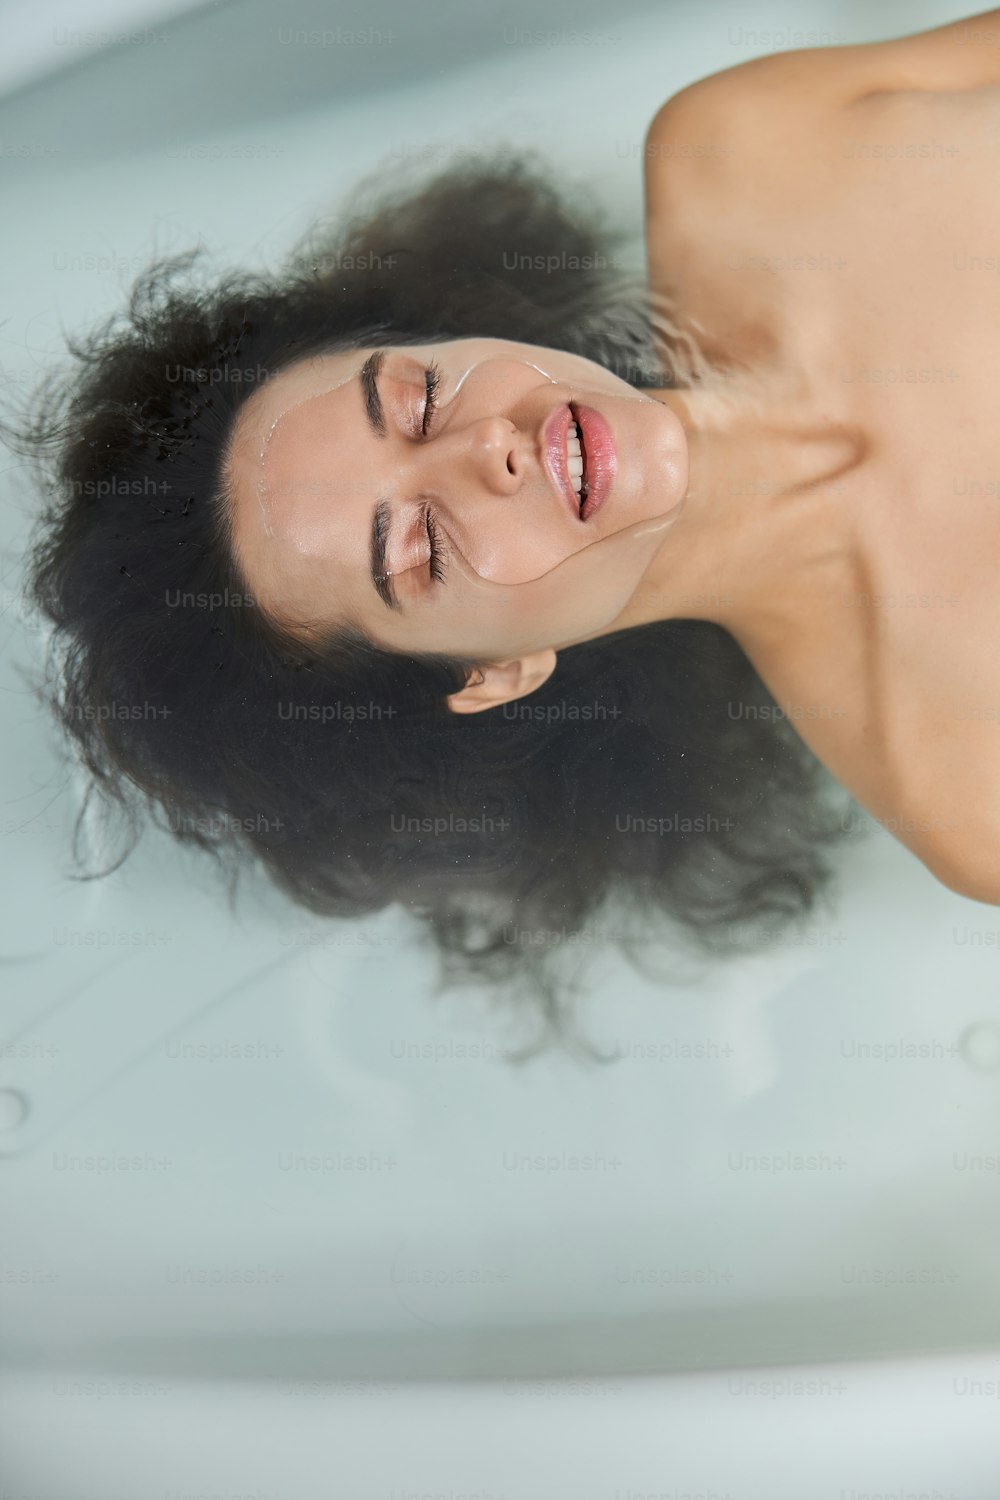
[12,12,995,1046]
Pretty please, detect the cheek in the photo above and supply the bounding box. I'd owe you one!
[460,513,571,589]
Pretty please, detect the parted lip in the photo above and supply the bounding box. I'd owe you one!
[572,402,615,521]
[541,400,585,520]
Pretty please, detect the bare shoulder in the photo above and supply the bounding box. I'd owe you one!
[643,13,1000,360]
[647,7,1000,141]
[646,44,878,155]
[895,700,1000,908]
[911,810,1000,908]
[644,9,1000,218]
[641,48,863,363]
[643,46,882,219]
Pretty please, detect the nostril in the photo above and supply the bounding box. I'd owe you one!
[507,455,515,475]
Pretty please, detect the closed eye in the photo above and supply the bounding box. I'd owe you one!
[424,503,448,583]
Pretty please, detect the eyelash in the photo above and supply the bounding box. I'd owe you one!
[421,361,441,436]
[423,503,447,584]
[420,362,448,583]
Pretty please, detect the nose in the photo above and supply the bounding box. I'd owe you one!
[420,415,525,498]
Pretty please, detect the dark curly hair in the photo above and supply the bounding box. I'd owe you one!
[4,149,862,1057]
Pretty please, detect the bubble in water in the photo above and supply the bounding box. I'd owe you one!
[959,1021,1000,1072]
[0,1088,29,1131]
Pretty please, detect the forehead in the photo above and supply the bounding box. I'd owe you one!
[221,347,378,625]
[224,347,374,560]
[226,347,367,488]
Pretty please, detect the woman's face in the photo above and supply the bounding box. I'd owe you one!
[224,337,688,655]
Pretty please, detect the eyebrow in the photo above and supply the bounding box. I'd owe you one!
[361,351,402,611]
[360,349,387,439]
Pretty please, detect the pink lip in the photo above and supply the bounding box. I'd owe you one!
[541,400,617,522]
[542,402,582,520]
[572,402,616,521]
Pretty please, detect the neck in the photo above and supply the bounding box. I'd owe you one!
[604,361,871,662]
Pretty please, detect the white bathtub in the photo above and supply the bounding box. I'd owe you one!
[1,0,998,1494]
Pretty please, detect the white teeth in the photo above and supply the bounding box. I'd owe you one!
[566,421,583,497]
